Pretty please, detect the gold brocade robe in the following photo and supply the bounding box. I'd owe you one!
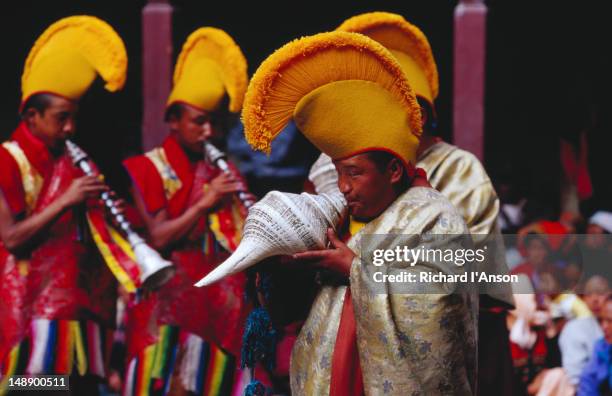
[291,186,477,395]
[417,141,514,306]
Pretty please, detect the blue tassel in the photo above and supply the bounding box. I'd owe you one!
[256,271,273,301]
[241,307,277,371]
[244,379,268,396]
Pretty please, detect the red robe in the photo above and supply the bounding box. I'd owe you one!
[0,122,116,373]
[122,135,249,361]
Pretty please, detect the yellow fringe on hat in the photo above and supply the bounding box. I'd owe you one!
[242,31,421,153]
[337,12,439,100]
[22,15,127,97]
[172,27,247,113]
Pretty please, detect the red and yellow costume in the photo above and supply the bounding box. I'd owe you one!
[121,28,250,396]
[0,16,128,392]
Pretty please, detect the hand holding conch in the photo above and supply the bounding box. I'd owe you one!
[292,228,355,277]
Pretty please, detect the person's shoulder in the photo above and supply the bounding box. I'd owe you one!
[122,152,150,168]
[561,316,601,337]
[0,142,22,180]
[394,186,468,234]
[442,144,492,183]
[122,152,159,178]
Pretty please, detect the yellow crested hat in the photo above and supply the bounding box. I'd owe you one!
[167,27,247,113]
[242,31,422,168]
[21,16,127,106]
[337,12,438,107]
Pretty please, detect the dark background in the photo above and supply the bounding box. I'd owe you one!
[1,0,610,217]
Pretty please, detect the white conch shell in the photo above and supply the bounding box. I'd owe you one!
[194,191,347,287]
[308,153,340,195]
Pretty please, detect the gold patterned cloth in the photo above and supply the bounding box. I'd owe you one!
[417,141,514,307]
[291,186,477,395]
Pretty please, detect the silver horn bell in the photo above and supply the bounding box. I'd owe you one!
[66,140,175,290]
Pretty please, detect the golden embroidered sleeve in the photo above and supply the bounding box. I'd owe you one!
[349,187,476,395]
[417,142,513,307]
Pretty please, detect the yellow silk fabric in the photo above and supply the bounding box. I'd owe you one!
[145,146,183,201]
[417,141,514,306]
[294,80,419,167]
[291,186,477,395]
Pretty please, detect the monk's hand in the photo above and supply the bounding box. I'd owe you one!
[61,175,107,208]
[198,173,243,212]
[292,228,355,277]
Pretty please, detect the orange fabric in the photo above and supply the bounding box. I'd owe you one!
[330,288,364,396]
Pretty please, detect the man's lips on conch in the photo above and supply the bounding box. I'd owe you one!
[347,200,360,209]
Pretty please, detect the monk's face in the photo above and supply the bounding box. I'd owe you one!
[170,104,224,154]
[334,153,402,222]
[26,95,78,149]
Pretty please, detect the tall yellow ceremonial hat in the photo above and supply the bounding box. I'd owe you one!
[167,27,247,113]
[337,12,438,107]
[21,16,127,106]
[242,31,422,168]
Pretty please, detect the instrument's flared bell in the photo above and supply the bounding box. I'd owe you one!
[128,234,176,290]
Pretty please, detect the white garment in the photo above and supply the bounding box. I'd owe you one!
[589,211,612,233]
[559,317,603,385]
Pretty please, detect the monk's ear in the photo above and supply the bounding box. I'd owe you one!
[167,115,180,132]
[388,158,404,185]
[165,103,183,131]
[22,107,40,122]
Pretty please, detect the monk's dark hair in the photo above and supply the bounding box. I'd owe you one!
[164,102,185,122]
[20,93,54,118]
[417,97,438,136]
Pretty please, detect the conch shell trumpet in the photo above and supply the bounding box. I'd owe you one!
[308,153,340,195]
[194,191,346,287]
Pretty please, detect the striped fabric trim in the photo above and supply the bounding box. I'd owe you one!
[1,319,108,380]
[0,344,22,395]
[145,147,182,201]
[87,211,139,292]
[123,326,238,396]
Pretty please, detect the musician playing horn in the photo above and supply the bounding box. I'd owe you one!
[0,16,130,394]
[122,27,254,395]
